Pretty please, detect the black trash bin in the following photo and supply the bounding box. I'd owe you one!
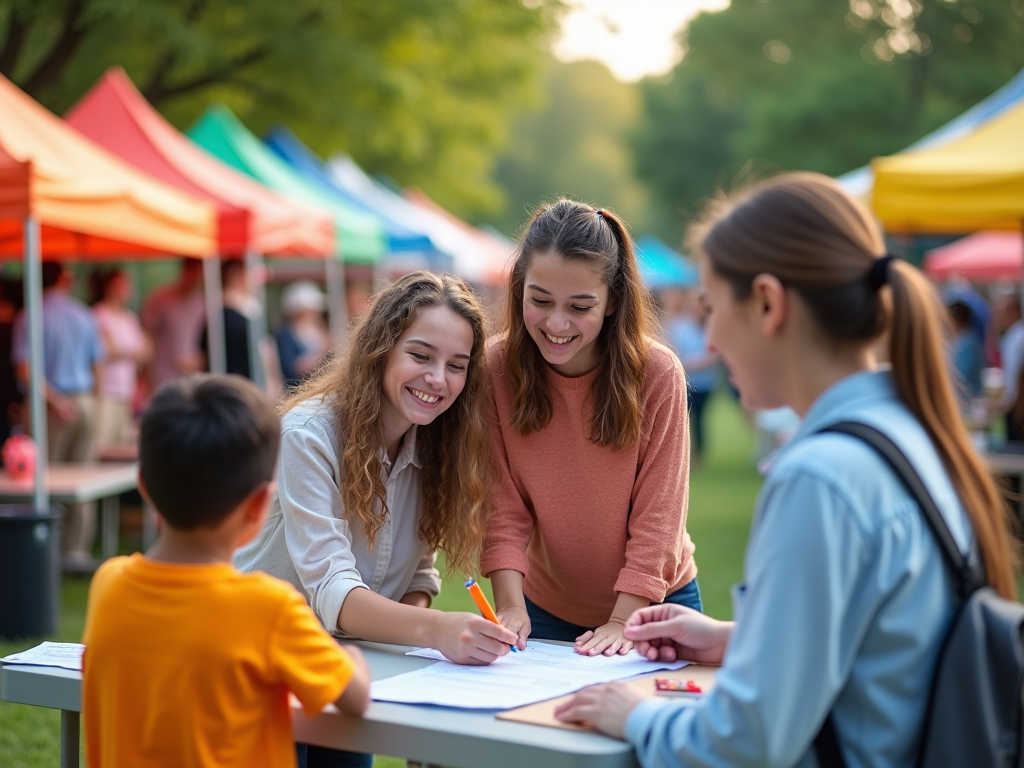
[0,505,62,641]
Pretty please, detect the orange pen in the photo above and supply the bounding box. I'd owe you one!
[464,578,518,652]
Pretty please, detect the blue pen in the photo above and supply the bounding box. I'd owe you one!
[465,578,518,652]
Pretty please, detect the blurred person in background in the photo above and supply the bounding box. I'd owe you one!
[92,268,151,452]
[665,286,718,466]
[994,292,1024,435]
[141,257,205,393]
[200,259,253,380]
[276,281,330,390]
[948,300,984,402]
[199,259,282,398]
[13,262,105,567]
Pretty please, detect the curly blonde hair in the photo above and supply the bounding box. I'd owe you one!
[282,271,493,573]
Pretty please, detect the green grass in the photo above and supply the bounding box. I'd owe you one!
[0,395,761,767]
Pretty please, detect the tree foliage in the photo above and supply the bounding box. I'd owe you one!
[0,0,559,214]
[633,0,1024,245]
[486,57,652,237]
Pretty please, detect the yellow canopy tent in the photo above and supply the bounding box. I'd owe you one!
[871,100,1024,234]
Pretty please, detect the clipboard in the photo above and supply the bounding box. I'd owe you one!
[495,663,720,731]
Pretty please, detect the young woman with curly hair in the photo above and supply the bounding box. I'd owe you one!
[237,271,515,662]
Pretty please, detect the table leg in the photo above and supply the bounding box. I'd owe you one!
[61,709,80,768]
[100,496,119,560]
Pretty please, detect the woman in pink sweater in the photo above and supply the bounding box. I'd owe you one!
[483,199,699,657]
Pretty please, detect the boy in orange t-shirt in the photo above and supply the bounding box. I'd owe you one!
[82,375,371,768]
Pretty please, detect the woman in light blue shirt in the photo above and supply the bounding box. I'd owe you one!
[554,173,1017,768]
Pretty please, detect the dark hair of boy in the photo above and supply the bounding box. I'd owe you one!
[140,374,281,530]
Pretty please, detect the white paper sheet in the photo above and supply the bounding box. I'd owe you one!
[372,640,688,709]
[1,642,85,671]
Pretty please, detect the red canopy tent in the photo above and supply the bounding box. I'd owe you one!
[65,68,334,258]
[0,72,216,513]
[65,68,338,384]
[923,232,1024,282]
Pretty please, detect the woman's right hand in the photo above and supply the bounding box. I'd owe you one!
[496,606,531,651]
[623,604,732,665]
[433,612,519,665]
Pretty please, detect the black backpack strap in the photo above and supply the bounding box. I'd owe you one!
[819,421,984,596]
[811,420,985,768]
[814,714,846,768]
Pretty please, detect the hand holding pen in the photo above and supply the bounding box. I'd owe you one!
[465,578,519,653]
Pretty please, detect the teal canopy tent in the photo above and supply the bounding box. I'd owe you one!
[635,236,698,288]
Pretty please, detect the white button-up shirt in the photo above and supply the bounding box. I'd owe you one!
[234,398,441,635]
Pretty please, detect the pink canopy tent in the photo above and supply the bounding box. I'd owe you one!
[923,232,1024,282]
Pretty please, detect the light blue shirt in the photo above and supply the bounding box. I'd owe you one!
[12,290,105,395]
[625,369,972,768]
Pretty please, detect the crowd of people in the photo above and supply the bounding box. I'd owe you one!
[8,173,1019,768]
[2,257,333,565]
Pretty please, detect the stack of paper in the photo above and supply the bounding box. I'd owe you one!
[1,642,84,671]
[371,641,688,709]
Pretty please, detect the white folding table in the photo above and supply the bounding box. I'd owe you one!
[0,462,145,564]
[0,641,639,768]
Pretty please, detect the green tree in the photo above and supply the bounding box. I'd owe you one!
[0,0,559,214]
[632,0,1024,244]
[485,57,652,237]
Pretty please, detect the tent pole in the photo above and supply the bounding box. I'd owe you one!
[244,248,267,390]
[203,257,226,374]
[326,256,349,348]
[23,216,48,515]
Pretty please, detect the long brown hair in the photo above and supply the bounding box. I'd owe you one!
[282,271,493,573]
[693,171,1017,599]
[501,199,659,449]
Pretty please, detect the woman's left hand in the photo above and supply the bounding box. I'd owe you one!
[553,682,645,739]
[575,620,632,656]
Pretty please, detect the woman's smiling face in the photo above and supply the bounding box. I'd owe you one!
[522,250,615,377]
[380,304,474,438]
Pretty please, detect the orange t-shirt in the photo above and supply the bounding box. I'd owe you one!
[82,554,354,768]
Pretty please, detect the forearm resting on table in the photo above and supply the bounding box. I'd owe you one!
[490,569,527,611]
[338,587,440,647]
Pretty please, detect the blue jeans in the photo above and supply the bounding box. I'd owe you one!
[524,578,703,643]
[295,743,372,768]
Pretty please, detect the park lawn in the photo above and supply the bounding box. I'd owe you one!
[0,394,761,768]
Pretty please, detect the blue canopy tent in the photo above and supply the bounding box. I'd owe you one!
[327,154,509,286]
[838,66,1024,197]
[636,235,698,288]
[264,128,451,272]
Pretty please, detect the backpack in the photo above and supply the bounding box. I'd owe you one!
[812,421,1024,768]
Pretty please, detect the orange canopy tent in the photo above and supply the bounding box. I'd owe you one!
[65,68,334,258]
[0,74,215,258]
[0,72,216,513]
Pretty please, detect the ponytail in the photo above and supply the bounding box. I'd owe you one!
[888,262,1017,598]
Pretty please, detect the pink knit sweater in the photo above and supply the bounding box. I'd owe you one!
[481,340,698,628]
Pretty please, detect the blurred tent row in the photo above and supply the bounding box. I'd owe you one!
[0,66,529,513]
